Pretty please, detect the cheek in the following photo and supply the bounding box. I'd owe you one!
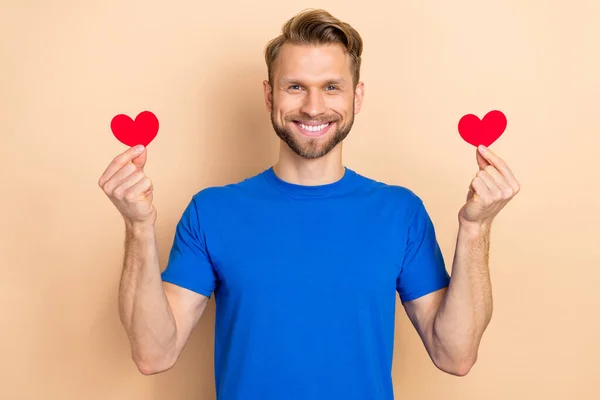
[327,96,352,114]
[274,95,295,111]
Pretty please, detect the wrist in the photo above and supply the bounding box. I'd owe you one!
[458,220,491,238]
[124,219,156,236]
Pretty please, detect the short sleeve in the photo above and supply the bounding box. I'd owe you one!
[161,195,218,298]
[396,199,450,303]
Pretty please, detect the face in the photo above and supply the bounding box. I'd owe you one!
[263,43,364,160]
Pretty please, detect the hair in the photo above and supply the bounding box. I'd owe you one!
[264,9,364,88]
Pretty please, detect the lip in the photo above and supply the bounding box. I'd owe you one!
[293,121,334,137]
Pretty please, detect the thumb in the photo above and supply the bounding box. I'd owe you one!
[476,147,490,170]
[132,146,147,169]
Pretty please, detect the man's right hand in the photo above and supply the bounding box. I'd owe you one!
[98,145,157,226]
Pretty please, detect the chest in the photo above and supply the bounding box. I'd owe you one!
[205,202,406,300]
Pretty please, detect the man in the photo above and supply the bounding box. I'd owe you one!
[98,8,520,400]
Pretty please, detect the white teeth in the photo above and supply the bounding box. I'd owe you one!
[300,122,330,132]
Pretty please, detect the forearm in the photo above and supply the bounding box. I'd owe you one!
[119,222,177,373]
[432,222,493,371]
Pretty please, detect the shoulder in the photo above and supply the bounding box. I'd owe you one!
[378,184,423,205]
[188,168,267,210]
[352,169,425,209]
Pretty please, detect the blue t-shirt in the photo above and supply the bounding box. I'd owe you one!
[161,165,450,400]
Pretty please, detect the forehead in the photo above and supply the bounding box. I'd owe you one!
[273,43,351,83]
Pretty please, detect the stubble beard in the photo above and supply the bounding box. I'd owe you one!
[270,104,355,160]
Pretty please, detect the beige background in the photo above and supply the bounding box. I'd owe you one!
[2,0,599,399]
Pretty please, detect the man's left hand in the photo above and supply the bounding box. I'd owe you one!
[458,145,521,227]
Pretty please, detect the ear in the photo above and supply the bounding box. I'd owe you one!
[263,80,272,112]
[353,81,365,114]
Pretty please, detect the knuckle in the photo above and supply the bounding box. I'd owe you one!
[111,154,124,166]
[125,191,137,202]
[116,155,130,168]
[124,163,137,175]
[113,187,125,199]
[101,181,113,195]
[132,170,144,180]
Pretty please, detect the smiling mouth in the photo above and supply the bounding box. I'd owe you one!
[292,121,334,137]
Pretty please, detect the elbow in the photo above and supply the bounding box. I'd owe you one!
[449,357,477,377]
[434,353,478,377]
[132,352,176,376]
[136,361,169,376]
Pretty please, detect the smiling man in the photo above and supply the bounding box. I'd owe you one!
[267,43,359,163]
[99,8,520,400]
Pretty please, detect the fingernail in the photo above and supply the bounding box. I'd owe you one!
[479,145,487,153]
[134,145,144,152]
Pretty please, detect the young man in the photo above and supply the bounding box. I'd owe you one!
[98,8,520,400]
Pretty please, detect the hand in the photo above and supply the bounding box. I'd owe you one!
[98,145,157,227]
[458,145,520,228]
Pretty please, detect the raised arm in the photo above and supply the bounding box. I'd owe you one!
[98,145,210,374]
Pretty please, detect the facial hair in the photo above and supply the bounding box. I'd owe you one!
[270,102,355,160]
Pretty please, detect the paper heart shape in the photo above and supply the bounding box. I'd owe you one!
[458,110,506,147]
[110,111,159,147]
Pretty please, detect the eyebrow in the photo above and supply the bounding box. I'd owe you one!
[280,77,346,85]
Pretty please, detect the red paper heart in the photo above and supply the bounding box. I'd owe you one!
[110,111,159,147]
[458,110,506,147]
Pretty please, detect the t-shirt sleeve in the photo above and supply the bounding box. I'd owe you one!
[396,199,450,303]
[161,195,218,298]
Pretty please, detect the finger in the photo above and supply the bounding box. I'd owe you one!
[112,171,147,200]
[471,175,492,202]
[466,185,474,202]
[123,175,153,202]
[131,147,148,170]
[478,146,520,191]
[483,165,514,198]
[102,162,138,194]
[476,148,490,170]
[475,169,503,200]
[98,145,145,188]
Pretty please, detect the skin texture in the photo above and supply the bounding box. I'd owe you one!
[263,43,364,186]
[404,145,520,376]
[98,146,210,375]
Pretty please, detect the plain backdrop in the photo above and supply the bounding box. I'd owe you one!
[2,1,599,399]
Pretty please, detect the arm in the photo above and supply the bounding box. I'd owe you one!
[404,223,492,376]
[434,222,493,372]
[98,146,211,375]
[119,222,210,375]
[404,145,519,376]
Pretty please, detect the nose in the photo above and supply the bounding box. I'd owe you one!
[299,89,326,118]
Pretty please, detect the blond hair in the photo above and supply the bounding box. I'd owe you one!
[264,9,364,88]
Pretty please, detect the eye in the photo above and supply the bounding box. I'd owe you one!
[326,85,339,91]
[288,85,301,90]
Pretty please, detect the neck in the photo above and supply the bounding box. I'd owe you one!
[273,146,345,186]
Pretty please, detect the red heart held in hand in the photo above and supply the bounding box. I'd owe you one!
[110,111,159,147]
[458,110,507,147]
